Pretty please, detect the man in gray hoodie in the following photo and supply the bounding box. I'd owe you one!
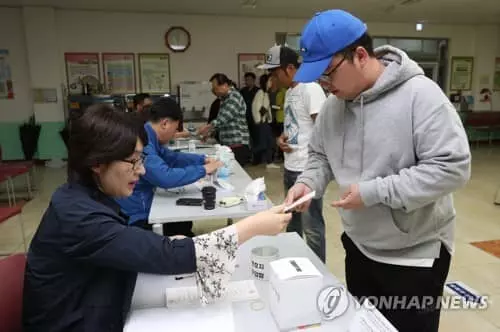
[286,9,471,332]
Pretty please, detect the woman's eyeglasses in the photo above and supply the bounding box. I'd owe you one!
[122,153,146,171]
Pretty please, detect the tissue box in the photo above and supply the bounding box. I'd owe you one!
[269,257,323,331]
[245,192,267,211]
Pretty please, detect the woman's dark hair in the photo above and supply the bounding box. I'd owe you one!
[67,104,148,186]
[259,74,269,92]
[209,73,234,87]
[147,97,183,123]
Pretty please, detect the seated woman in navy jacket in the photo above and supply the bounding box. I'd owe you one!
[22,104,291,332]
[116,97,223,237]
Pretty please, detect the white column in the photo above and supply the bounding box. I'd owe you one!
[22,6,65,122]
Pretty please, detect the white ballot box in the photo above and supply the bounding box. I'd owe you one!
[268,257,323,331]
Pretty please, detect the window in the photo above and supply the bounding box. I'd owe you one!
[275,33,301,51]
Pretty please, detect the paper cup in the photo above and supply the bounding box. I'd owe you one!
[152,224,163,235]
[251,246,279,281]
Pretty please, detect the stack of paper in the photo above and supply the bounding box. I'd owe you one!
[166,280,260,308]
[124,303,235,332]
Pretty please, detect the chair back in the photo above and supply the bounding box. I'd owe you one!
[0,254,26,332]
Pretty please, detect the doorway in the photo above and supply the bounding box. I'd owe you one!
[373,37,448,90]
[419,62,439,81]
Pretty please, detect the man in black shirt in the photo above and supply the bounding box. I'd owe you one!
[239,72,259,163]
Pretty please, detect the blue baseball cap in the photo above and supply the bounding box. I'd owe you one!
[294,9,367,83]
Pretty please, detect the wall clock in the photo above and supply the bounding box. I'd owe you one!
[165,26,191,53]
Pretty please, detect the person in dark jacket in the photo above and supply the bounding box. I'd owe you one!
[22,104,291,332]
[116,97,222,237]
[133,93,152,113]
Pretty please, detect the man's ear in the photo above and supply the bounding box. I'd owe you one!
[91,164,102,175]
[160,118,170,128]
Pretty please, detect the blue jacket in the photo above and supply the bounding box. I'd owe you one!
[116,123,206,224]
[23,181,197,332]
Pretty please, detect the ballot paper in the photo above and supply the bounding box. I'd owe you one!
[166,279,260,309]
[348,301,398,332]
[124,302,235,332]
[283,191,316,213]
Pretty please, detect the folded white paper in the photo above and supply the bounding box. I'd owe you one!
[166,280,260,309]
[124,303,235,332]
[348,302,398,332]
[271,257,322,281]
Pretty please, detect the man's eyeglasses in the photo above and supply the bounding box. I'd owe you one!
[319,57,346,84]
[122,153,145,171]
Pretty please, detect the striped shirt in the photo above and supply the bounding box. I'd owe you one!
[211,88,249,146]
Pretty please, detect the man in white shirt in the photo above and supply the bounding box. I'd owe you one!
[258,46,327,262]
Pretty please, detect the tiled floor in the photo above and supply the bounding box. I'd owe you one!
[1,146,499,331]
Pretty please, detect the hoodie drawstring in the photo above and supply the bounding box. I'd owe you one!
[340,97,365,174]
[340,102,346,167]
[360,96,365,173]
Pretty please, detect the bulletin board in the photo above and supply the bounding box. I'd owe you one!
[494,58,500,91]
[102,53,136,94]
[178,81,214,113]
[138,53,171,93]
[64,52,100,95]
[237,53,266,88]
[0,49,14,99]
[449,56,474,91]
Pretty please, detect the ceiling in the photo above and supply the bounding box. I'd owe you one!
[1,0,500,24]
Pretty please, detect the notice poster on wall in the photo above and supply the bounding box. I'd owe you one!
[0,49,14,99]
[237,53,266,89]
[64,53,100,95]
[138,53,171,93]
[450,56,474,91]
[494,58,500,91]
[103,53,136,94]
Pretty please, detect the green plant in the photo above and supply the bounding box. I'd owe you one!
[19,113,42,160]
[21,114,39,128]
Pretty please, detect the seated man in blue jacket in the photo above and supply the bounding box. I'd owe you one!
[117,97,222,237]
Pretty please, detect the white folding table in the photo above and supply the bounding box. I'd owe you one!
[148,149,272,227]
[125,232,396,332]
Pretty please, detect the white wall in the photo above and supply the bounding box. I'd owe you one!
[56,10,298,90]
[0,8,33,122]
[1,7,500,124]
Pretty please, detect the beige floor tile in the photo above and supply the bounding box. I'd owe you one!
[440,309,498,332]
[477,292,500,329]
[451,242,500,268]
[447,264,500,295]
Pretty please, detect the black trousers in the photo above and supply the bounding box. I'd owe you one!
[341,233,451,332]
[132,219,194,237]
[231,145,251,167]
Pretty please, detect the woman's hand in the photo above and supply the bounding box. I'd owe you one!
[235,204,292,245]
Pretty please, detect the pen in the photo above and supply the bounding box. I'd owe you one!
[174,275,195,280]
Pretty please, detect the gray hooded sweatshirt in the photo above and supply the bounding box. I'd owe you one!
[297,46,471,260]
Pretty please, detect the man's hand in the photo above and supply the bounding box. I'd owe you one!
[198,124,211,136]
[277,133,292,153]
[284,183,313,213]
[204,160,223,175]
[331,184,364,210]
[174,130,190,139]
[205,157,217,164]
